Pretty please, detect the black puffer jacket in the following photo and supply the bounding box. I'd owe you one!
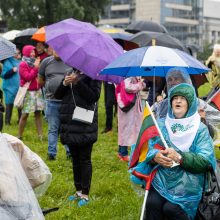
[55,76,101,145]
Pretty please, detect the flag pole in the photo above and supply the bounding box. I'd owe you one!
[136,102,179,220]
[145,101,169,149]
[145,101,179,167]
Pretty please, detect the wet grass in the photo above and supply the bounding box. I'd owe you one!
[3,83,220,219]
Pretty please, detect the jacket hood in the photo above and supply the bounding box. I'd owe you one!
[166,67,192,91]
[22,45,35,57]
[168,83,198,118]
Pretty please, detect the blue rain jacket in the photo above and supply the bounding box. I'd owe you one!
[1,57,20,104]
[130,83,216,219]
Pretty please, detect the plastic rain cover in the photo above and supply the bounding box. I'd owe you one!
[0,133,44,220]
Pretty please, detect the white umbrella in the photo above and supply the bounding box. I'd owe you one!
[2,30,21,41]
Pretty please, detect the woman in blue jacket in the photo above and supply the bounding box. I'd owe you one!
[1,49,21,125]
[144,83,216,220]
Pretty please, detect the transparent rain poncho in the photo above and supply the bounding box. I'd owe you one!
[3,133,52,198]
[0,133,44,220]
[198,99,220,145]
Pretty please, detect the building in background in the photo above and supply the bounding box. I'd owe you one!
[99,0,220,49]
[203,0,220,45]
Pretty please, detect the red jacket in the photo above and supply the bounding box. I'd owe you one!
[19,61,40,91]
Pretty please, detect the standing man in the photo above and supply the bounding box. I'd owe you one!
[102,82,117,133]
[38,49,71,160]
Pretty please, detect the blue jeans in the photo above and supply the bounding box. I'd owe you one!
[118,145,128,157]
[45,100,70,157]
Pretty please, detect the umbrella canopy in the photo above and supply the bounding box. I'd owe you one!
[14,28,38,46]
[101,46,209,77]
[129,31,188,52]
[46,18,124,84]
[125,20,168,34]
[2,30,21,41]
[32,27,45,42]
[0,36,16,61]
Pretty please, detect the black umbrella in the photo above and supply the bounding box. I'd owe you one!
[125,20,168,34]
[14,28,38,48]
[129,31,188,52]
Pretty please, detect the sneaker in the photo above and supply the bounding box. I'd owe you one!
[68,192,82,201]
[120,155,129,162]
[78,198,89,207]
[47,154,56,160]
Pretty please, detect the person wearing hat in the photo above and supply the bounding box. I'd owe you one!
[18,45,44,140]
[144,83,216,220]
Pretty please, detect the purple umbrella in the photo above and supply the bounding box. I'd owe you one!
[45,18,124,84]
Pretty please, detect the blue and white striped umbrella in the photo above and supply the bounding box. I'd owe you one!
[0,36,16,61]
[101,46,209,77]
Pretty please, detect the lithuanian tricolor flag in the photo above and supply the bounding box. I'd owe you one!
[129,104,164,169]
[211,90,220,110]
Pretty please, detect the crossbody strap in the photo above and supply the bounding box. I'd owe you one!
[70,83,96,110]
[70,84,77,107]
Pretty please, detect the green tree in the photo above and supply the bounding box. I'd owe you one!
[197,41,213,62]
[1,0,109,29]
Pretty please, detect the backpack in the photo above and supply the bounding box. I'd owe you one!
[115,80,136,112]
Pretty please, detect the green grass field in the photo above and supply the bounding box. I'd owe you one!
[4,88,141,220]
[3,84,220,220]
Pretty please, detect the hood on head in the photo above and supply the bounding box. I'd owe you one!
[166,67,192,91]
[168,83,198,118]
[22,45,35,57]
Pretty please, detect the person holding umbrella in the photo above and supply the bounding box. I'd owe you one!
[144,83,216,220]
[54,69,101,207]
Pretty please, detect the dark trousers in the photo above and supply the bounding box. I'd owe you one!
[0,112,3,131]
[104,82,117,130]
[5,104,13,124]
[69,143,93,195]
[5,104,21,124]
[145,187,189,220]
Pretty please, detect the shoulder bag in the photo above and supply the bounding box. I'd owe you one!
[14,81,31,109]
[195,169,220,220]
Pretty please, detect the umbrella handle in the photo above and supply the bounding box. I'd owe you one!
[132,169,157,190]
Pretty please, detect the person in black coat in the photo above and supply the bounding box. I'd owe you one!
[55,70,101,207]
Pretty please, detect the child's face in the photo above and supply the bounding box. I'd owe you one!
[156,96,163,103]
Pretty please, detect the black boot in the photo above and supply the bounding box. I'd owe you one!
[5,104,13,125]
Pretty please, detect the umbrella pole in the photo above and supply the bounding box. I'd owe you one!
[153,67,155,106]
[140,190,149,220]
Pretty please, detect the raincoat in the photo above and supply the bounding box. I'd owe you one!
[1,57,20,104]
[118,77,145,146]
[148,84,216,219]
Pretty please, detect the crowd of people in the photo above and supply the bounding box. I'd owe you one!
[0,31,220,219]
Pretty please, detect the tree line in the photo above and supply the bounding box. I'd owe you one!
[1,0,110,29]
